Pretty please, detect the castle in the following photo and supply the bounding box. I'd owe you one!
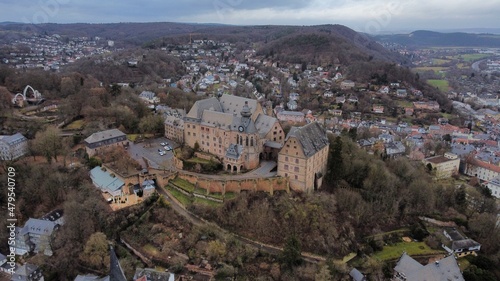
[166,94,329,191]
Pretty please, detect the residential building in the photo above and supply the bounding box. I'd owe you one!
[0,133,28,161]
[89,166,126,197]
[463,156,500,182]
[164,115,185,144]
[349,268,366,281]
[393,253,464,281]
[184,95,284,172]
[277,122,329,192]
[422,153,460,179]
[10,263,44,281]
[443,228,481,257]
[485,175,500,198]
[139,91,159,104]
[276,111,305,123]
[340,80,355,90]
[14,219,58,256]
[385,141,406,158]
[84,129,128,157]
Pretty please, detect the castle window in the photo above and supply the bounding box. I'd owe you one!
[284,164,289,170]
[295,159,299,164]
[294,167,299,172]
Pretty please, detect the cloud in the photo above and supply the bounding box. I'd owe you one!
[0,0,498,31]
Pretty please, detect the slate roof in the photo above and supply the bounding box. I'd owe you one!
[90,166,124,196]
[286,122,329,158]
[133,268,175,281]
[349,268,366,281]
[226,144,243,160]
[109,246,127,281]
[84,129,126,145]
[394,253,464,281]
[11,263,42,281]
[21,218,57,236]
[74,274,110,281]
[255,114,278,138]
[0,133,27,145]
[219,94,258,116]
[452,239,481,251]
[186,97,222,119]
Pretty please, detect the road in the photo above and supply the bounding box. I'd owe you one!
[156,185,326,264]
[472,59,487,72]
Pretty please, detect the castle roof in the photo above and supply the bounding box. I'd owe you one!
[286,122,329,158]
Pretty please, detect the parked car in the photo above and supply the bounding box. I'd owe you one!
[165,146,173,151]
[160,142,166,146]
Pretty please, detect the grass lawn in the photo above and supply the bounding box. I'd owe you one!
[167,185,192,206]
[432,59,451,65]
[142,243,160,256]
[194,187,207,195]
[170,177,195,192]
[224,192,236,200]
[193,197,222,207]
[397,100,414,108]
[373,242,445,261]
[366,228,410,240]
[427,79,449,92]
[457,257,470,271]
[64,119,85,130]
[412,66,448,74]
[186,157,211,164]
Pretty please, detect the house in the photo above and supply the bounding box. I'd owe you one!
[372,105,384,114]
[133,268,175,281]
[405,107,414,116]
[385,141,406,158]
[485,175,500,198]
[74,274,109,281]
[14,218,58,256]
[184,95,284,172]
[277,111,305,123]
[84,129,128,157]
[90,166,125,197]
[289,92,300,101]
[10,263,44,281]
[329,109,342,117]
[379,86,389,94]
[323,91,334,98]
[340,80,355,90]
[396,89,407,97]
[277,122,329,192]
[349,268,366,281]
[443,228,481,257]
[422,153,460,179]
[0,133,28,161]
[139,91,159,104]
[393,253,464,281]
[335,96,346,104]
[347,95,358,103]
[287,100,298,111]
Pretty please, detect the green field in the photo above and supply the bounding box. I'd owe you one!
[427,79,449,92]
[412,66,448,73]
[373,242,445,261]
[166,185,192,206]
[431,59,451,65]
[460,53,491,62]
[64,119,85,130]
[193,197,222,207]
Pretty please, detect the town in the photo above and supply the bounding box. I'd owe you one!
[0,22,499,281]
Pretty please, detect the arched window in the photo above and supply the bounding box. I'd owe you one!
[246,136,249,146]
[239,135,243,145]
[250,137,254,146]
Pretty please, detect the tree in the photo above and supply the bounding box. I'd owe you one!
[281,235,303,270]
[206,240,227,263]
[79,232,110,270]
[33,126,64,163]
[325,136,344,190]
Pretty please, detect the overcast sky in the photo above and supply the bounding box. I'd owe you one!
[1,0,499,33]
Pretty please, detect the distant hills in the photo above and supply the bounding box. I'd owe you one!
[0,22,404,64]
[374,30,500,47]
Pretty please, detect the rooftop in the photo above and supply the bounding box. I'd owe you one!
[84,129,126,145]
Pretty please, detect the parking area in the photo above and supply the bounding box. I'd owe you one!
[127,137,179,169]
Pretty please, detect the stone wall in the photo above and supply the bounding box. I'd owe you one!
[175,172,289,195]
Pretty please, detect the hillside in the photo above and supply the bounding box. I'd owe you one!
[374,30,500,47]
[0,23,404,64]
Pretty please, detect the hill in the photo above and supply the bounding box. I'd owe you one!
[374,30,500,47]
[0,23,404,64]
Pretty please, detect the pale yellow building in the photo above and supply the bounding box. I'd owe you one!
[277,122,329,192]
[183,95,285,172]
[422,152,460,179]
